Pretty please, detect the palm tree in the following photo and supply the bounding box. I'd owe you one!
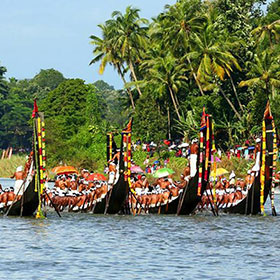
[141,52,187,120]
[252,19,280,48]
[90,22,136,109]
[187,21,243,120]
[174,109,199,141]
[150,1,206,96]
[111,6,149,97]
[239,50,280,98]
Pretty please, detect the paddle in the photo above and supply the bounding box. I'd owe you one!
[269,189,277,216]
[129,188,143,215]
[205,187,217,216]
[104,188,113,214]
[176,181,189,215]
[43,189,61,218]
[4,178,27,217]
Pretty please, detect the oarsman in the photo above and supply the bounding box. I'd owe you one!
[111,149,120,165]
[82,169,90,180]
[229,171,236,186]
[189,138,199,177]
[132,175,143,195]
[158,177,171,190]
[251,138,261,177]
[10,166,24,196]
[65,176,71,188]
[139,175,149,192]
[108,162,116,187]
[58,175,67,190]
[245,170,252,187]
[69,178,77,191]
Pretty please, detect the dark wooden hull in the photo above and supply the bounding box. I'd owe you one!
[147,113,213,215]
[148,172,207,215]
[225,175,270,215]
[93,175,128,214]
[5,177,39,216]
[225,115,273,215]
[178,173,207,215]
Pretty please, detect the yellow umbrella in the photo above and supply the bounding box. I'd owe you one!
[51,166,79,175]
[210,168,229,177]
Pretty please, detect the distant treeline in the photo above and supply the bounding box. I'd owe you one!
[0,67,128,168]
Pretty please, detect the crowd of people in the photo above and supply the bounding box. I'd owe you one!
[44,165,118,212]
[132,138,193,158]
[201,171,252,210]
[2,135,280,214]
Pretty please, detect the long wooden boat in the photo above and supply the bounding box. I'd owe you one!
[225,102,274,215]
[3,103,44,217]
[4,161,39,216]
[143,109,214,215]
[92,121,131,214]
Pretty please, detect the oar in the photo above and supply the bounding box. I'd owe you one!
[176,182,189,215]
[250,180,255,215]
[87,190,96,212]
[20,185,25,217]
[43,190,61,218]
[104,188,113,214]
[5,178,27,217]
[205,188,217,216]
[70,197,82,212]
[245,185,250,215]
[129,189,143,215]
[209,188,219,216]
[269,189,277,216]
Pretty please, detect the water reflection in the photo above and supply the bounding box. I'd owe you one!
[0,178,280,279]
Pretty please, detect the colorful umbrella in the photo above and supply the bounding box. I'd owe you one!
[51,166,78,175]
[131,165,144,173]
[87,173,107,181]
[210,168,229,177]
[163,140,170,146]
[153,167,175,178]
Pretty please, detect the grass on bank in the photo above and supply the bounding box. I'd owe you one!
[2,151,279,181]
[0,155,27,178]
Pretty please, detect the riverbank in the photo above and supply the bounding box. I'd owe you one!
[0,155,27,178]
[1,151,278,181]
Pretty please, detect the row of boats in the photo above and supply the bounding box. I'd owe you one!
[0,101,277,218]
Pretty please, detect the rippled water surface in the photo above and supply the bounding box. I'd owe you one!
[1,178,280,279]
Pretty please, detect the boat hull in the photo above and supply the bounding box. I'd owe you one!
[5,178,39,216]
[93,174,128,214]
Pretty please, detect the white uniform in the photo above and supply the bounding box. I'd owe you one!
[108,171,115,184]
[252,151,261,172]
[14,180,24,195]
[190,154,198,177]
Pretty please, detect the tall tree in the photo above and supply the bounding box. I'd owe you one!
[109,6,149,97]
[239,49,280,98]
[252,19,280,47]
[187,18,243,120]
[141,52,188,120]
[90,23,136,109]
[154,0,206,96]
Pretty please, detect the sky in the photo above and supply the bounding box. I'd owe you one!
[0,0,177,89]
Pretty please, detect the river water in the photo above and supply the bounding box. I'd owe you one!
[1,178,280,279]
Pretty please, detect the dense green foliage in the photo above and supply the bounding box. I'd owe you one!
[1,0,280,170]
[90,0,280,148]
[0,68,126,169]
